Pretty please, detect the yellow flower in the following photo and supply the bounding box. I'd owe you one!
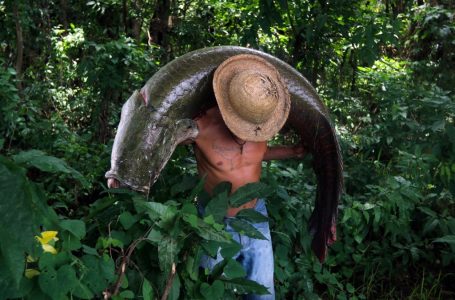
[25,268,40,279]
[41,244,58,254]
[35,231,59,245]
[35,231,59,254]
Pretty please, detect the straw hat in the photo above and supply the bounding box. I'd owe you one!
[213,54,290,142]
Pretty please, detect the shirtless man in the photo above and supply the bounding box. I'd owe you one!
[193,105,305,217]
[109,54,305,299]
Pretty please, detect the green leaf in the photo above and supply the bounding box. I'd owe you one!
[200,280,224,300]
[181,203,197,215]
[346,283,355,293]
[205,191,229,223]
[201,240,220,257]
[61,230,82,251]
[82,245,99,256]
[219,241,242,259]
[139,201,170,218]
[228,219,267,240]
[433,235,455,245]
[38,267,60,299]
[119,211,137,230]
[228,182,271,207]
[111,230,132,246]
[38,252,71,270]
[71,281,94,299]
[222,278,269,295]
[184,213,199,228]
[147,229,163,243]
[171,175,199,196]
[186,246,203,281]
[80,255,116,294]
[158,237,178,273]
[168,273,181,300]
[142,279,154,300]
[0,265,33,299]
[223,259,246,279]
[236,209,268,223]
[119,290,135,298]
[39,265,78,299]
[12,150,88,187]
[60,219,86,239]
[213,181,232,196]
[0,157,57,290]
[188,176,207,201]
[182,214,230,242]
[136,200,177,228]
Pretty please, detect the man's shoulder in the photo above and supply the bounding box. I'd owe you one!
[196,107,224,130]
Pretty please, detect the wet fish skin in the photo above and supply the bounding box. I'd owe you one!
[106,46,342,262]
[105,90,199,192]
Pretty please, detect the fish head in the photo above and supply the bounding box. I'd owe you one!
[105,90,198,193]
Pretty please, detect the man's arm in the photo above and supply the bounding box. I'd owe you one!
[263,144,306,161]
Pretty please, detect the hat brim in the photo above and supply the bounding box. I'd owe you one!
[213,54,290,142]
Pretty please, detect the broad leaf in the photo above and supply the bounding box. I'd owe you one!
[168,273,181,300]
[142,279,154,300]
[39,265,78,300]
[228,219,267,240]
[171,175,199,196]
[0,157,58,291]
[433,235,455,245]
[182,214,231,242]
[201,240,220,257]
[12,150,88,187]
[205,191,229,223]
[80,254,116,294]
[223,259,246,279]
[219,241,242,259]
[200,280,224,300]
[188,176,207,202]
[200,240,242,259]
[60,219,86,239]
[212,181,232,196]
[136,200,177,229]
[119,211,138,230]
[228,182,271,207]
[158,236,179,274]
[236,209,268,223]
[222,278,270,295]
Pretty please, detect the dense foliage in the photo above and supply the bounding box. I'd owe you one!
[1,0,454,299]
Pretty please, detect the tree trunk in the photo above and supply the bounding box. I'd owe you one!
[60,0,69,29]
[148,0,173,61]
[12,1,24,92]
[122,0,128,35]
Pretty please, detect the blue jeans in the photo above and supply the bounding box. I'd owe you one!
[199,199,275,300]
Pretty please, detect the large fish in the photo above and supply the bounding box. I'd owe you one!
[105,46,342,262]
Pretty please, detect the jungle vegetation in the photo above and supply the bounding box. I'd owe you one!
[0,0,454,299]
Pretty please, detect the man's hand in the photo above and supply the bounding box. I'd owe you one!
[293,144,306,158]
[107,178,120,189]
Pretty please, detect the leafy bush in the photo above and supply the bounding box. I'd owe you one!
[1,0,454,298]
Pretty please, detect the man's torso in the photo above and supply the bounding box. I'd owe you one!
[194,107,267,217]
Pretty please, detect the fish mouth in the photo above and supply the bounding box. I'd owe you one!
[105,170,151,193]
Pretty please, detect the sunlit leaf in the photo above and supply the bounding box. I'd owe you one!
[24,269,40,279]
